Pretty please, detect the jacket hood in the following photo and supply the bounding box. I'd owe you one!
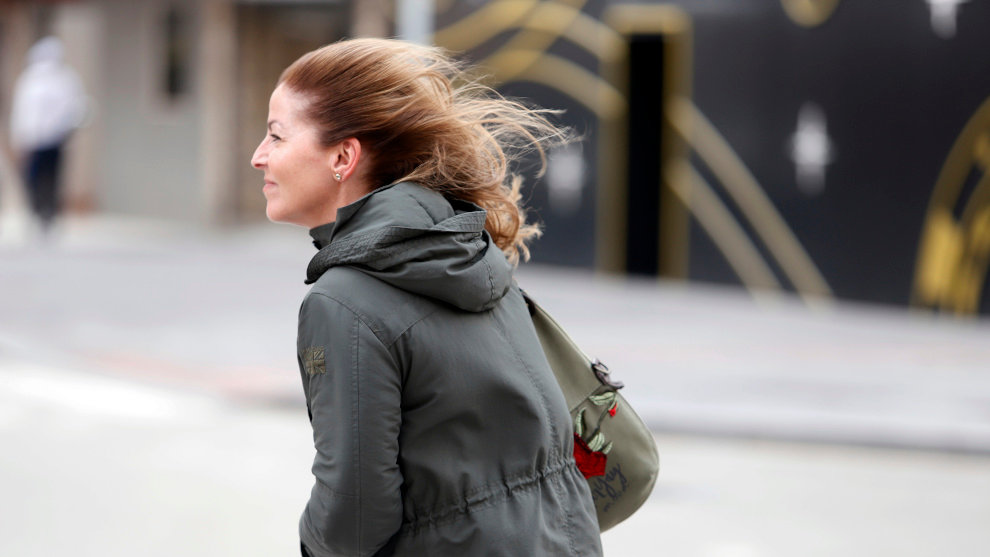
[305,182,513,312]
[28,37,64,66]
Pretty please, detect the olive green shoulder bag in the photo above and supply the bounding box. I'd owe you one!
[523,292,660,532]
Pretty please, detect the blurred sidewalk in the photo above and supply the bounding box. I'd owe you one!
[2,342,989,556]
[0,358,990,557]
[2,212,989,452]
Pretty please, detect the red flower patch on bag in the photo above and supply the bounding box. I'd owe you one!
[573,434,607,478]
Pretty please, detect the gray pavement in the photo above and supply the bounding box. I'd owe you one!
[2,214,990,555]
[2,357,988,556]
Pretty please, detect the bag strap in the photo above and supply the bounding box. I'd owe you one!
[520,288,623,390]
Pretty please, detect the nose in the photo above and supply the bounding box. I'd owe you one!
[251,138,268,169]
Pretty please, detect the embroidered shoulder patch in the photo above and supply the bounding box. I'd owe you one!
[302,346,326,376]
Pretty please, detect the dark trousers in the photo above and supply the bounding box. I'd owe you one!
[25,144,63,229]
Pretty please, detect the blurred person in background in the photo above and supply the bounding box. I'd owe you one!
[250,38,603,557]
[9,36,87,235]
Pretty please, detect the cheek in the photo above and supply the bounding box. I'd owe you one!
[270,143,330,190]
[268,152,303,187]
[274,149,314,178]
[296,154,330,186]
[267,148,287,172]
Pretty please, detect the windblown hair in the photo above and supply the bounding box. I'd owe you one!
[278,38,569,264]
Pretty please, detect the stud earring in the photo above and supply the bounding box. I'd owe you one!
[334,172,342,181]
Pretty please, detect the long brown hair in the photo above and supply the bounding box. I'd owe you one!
[278,38,569,264]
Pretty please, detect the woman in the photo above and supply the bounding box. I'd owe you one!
[251,38,603,557]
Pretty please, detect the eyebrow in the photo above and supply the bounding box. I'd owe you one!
[267,120,282,130]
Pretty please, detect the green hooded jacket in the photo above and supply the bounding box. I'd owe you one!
[296,182,603,556]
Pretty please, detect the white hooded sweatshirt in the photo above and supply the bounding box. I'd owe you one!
[10,36,87,152]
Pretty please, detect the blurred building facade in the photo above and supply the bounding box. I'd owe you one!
[428,0,990,316]
[2,0,989,314]
[0,0,364,224]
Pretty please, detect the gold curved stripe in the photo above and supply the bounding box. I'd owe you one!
[604,3,691,36]
[969,207,990,309]
[434,0,628,118]
[925,97,990,210]
[532,1,625,62]
[956,128,990,230]
[960,172,990,227]
[436,0,627,71]
[483,51,626,120]
[912,96,990,312]
[669,97,833,299]
[914,208,963,309]
[482,1,627,64]
[475,0,591,80]
[433,0,539,52]
[780,0,841,27]
[669,163,781,290]
[950,172,990,313]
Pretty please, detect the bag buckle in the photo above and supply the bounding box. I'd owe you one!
[592,359,623,390]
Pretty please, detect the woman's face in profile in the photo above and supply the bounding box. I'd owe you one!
[251,85,336,227]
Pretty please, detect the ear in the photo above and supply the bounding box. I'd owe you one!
[329,137,362,182]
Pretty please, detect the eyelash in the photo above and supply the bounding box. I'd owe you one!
[269,134,282,142]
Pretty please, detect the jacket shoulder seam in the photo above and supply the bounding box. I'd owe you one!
[390,306,442,344]
[307,289,392,347]
[309,269,444,348]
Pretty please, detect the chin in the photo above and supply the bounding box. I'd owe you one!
[265,204,286,224]
[266,206,308,228]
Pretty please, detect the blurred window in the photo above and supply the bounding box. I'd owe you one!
[162,5,190,103]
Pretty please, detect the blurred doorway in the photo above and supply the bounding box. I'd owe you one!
[599,6,692,278]
[625,34,667,276]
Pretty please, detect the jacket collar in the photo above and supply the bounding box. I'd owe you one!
[307,182,402,250]
[308,222,336,250]
[302,182,513,312]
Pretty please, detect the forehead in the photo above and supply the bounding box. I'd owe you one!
[268,85,311,125]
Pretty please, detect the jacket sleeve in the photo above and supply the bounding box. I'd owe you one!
[296,291,404,557]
